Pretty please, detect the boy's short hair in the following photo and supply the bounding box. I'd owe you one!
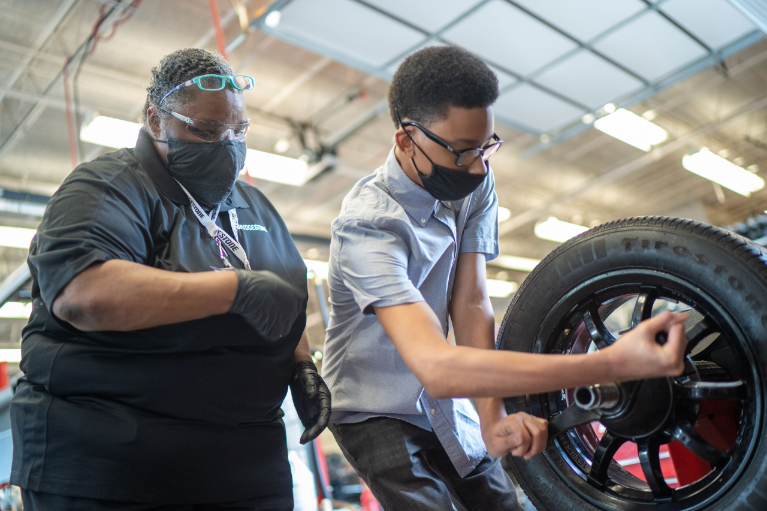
[388,45,499,127]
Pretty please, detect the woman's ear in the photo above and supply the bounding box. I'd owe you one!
[146,107,162,138]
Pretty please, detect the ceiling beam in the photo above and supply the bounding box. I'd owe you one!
[499,92,767,236]
[0,0,78,105]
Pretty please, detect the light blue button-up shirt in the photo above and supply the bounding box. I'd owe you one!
[322,147,499,477]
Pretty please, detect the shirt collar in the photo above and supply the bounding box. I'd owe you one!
[379,146,437,225]
[134,128,249,212]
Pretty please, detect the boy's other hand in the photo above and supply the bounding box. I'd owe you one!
[483,411,548,460]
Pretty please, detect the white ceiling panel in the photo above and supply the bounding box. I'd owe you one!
[660,0,756,49]
[361,0,482,33]
[494,83,586,133]
[487,64,519,91]
[276,0,427,68]
[512,0,647,42]
[593,10,709,81]
[441,0,578,75]
[384,39,446,76]
[534,50,644,109]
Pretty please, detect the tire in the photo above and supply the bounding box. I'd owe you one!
[498,216,767,511]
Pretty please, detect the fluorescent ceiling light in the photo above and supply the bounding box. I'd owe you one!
[0,198,47,217]
[492,255,541,272]
[594,108,667,152]
[486,279,518,298]
[79,117,326,187]
[305,259,328,280]
[246,149,325,186]
[80,116,142,149]
[0,349,21,363]
[0,302,33,318]
[264,10,281,28]
[682,148,765,197]
[498,206,511,223]
[535,217,589,243]
[0,226,36,249]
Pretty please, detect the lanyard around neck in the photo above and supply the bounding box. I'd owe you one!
[175,181,252,271]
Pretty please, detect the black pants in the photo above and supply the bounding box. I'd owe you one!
[329,417,523,511]
[21,489,293,511]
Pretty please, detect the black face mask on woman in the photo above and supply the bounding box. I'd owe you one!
[165,138,247,208]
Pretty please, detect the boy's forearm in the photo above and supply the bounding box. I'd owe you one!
[377,301,625,399]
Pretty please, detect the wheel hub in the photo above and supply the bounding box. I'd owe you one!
[577,378,674,439]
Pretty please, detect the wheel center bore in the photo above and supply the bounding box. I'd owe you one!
[576,378,674,439]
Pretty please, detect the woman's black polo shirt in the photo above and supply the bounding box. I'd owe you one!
[10,129,308,504]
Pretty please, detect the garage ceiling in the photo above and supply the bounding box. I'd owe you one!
[267,0,760,134]
[0,0,767,349]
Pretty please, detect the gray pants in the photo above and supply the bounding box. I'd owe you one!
[21,490,293,511]
[329,417,523,511]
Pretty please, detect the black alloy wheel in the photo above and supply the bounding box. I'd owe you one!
[499,217,767,511]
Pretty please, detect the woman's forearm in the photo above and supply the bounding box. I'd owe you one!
[52,260,238,331]
[294,331,313,363]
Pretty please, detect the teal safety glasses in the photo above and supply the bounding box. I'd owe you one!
[158,74,255,106]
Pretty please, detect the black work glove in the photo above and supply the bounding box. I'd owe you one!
[229,270,303,342]
[290,360,332,444]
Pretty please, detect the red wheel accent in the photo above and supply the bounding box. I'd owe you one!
[667,441,710,485]
[667,399,741,486]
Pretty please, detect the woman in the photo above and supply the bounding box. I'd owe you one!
[11,48,329,511]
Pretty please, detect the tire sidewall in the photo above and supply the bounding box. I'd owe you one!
[501,223,767,511]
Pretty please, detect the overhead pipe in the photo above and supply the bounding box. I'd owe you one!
[0,263,32,307]
[0,2,128,165]
[728,0,767,35]
[225,0,291,55]
[208,0,229,60]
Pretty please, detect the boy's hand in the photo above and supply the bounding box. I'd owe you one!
[605,311,688,381]
[482,411,548,459]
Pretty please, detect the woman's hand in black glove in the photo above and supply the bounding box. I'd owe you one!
[290,360,331,444]
[228,269,303,341]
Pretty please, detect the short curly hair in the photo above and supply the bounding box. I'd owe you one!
[388,46,499,128]
[142,48,234,123]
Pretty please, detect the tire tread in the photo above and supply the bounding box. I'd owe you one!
[499,216,767,340]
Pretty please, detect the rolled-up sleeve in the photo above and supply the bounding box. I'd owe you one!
[459,168,499,261]
[29,165,151,308]
[335,221,424,316]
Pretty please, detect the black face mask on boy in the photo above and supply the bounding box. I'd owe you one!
[404,134,486,202]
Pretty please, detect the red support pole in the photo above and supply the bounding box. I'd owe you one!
[0,362,8,390]
[208,0,229,60]
[62,63,79,169]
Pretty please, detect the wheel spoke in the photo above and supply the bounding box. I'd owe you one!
[678,380,746,400]
[630,288,658,328]
[582,302,616,349]
[548,405,601,439]
[671,423,728,465]
[588,430,627,487]
[637,437,673,498]
[685,318,717,353]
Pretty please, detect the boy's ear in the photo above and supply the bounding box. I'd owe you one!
[394,128,416,159]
